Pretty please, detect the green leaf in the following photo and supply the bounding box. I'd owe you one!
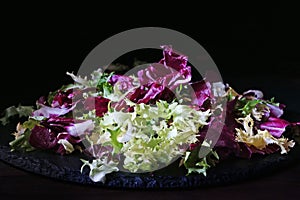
[9,129,35,152]
[187,167,207,176]
[183,141,219,176]
[109,128,123,154]
[96,72,114,97]
[237,98,262,116]
[16,106,34,118]
[185,157,210,176]
[266,97,280,106]
[0,105,34,126]
[23,119,40,130]
[183,145,203,169]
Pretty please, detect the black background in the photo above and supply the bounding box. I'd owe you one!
[1,4,300,199]
[1,6,300,113]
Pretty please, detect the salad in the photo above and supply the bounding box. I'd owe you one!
[1,45,299,183]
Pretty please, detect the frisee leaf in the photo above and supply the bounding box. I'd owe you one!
[9,129,35,152]
[96,72,114,97]
[238,99,262,116]
[109,128,123,154]
[183,141,219,176]
[0,105,34,126]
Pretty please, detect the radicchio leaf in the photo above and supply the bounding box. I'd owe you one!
[190,80,211,108]
[65,120,95,137]
[108,75,134,91]
[84,96,110,117]
[29,125,57,150]
[32,103,77,118]
[259,117,290,137]
[123,46,192,106]
[267,103,285,118]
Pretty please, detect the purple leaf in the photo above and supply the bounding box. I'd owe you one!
[267,103,285,118]
[127,46,192,105]
[159,45,188,72]
[32,102,78,118]
[29,125,58,150]
[51,89,73,108]
[65,120,95,137]
[108,75,134,91]
[84,96,110,117]
[190,80,211,108]
[130,83,164,104]
[260,117,290,137]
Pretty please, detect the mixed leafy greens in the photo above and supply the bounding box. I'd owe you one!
[1,45,299,183]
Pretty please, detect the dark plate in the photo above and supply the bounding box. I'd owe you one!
[0,111,300,189]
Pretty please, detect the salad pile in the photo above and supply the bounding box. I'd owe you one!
[1,45,299,183]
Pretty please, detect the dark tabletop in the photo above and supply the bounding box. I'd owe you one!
[1,161,300,199]
[1,6,300,199]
